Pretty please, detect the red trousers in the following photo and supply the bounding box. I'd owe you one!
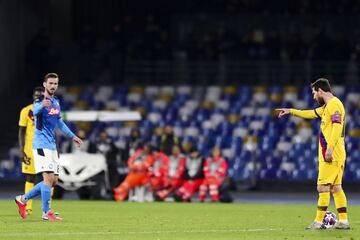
[155,178,183,200]
[176,179,203,201]
[198,178,223,202]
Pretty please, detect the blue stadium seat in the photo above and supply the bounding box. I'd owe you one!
[259,168,277,180]
[217,121,234,136]
[276,169,289,179]
[291,169,307,180]
[194,108,210,122]
[214,135,232,149]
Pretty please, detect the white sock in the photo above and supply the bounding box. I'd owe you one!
[20,195,27,203]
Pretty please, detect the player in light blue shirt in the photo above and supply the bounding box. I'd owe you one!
[33,93,75,150]
[15,73,83,221]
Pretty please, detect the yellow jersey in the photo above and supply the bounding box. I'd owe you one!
[18,104,35,153]
[290,97,346,162]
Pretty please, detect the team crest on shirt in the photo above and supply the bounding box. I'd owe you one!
[48,108,60,116]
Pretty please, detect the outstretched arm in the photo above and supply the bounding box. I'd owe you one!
[276,106,324,119]
[57,118,83,147]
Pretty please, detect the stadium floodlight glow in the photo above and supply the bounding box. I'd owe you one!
[62,111,141,122]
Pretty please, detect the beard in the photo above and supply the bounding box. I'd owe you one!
[316,97,325,106]
[46,89,55,96]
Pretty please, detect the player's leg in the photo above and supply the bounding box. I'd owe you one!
[306,162,336,230]
[315,184,331,222]
[15,149,44,219]
[48,158,60,214]
[16,176,46,220]
[52,174,58,197]
[331,185,349,229]
[22,148,36,214]
[24,174,35,214]
[49,174,60,215]
[39,149,62,221]
[331,163,350,229]
[15,179,43,219]
[41,171,62,221]
[42,171,54,214]
[305,184,329,230]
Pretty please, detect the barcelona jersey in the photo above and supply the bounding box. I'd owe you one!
[290,97,346,162]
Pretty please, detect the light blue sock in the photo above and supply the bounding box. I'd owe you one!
[41,184,52,214]
[24,181,43,202]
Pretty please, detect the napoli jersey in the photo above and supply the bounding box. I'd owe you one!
[33,97,75,150]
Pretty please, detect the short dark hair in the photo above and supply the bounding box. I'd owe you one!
[33,86,44,94]
[44,73,59,82]
[310,78,332,92]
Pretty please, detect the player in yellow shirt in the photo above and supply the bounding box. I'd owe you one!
[276,78,349,230]
[18,87,44,214]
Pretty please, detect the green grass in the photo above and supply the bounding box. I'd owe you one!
[0,200,358,240]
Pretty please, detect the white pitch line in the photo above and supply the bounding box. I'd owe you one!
[0,228,282,237]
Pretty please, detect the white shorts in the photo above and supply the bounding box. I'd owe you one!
[33,148,60,175]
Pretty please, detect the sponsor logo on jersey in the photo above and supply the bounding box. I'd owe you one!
[48,108,60,116]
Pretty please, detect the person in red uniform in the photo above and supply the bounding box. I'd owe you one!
[174,147,204,202]
[113,144,154,202]
[149,147,169,192]
[155,145,186,200]
[198,146,228,202]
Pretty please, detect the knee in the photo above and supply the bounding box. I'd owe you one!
[43,172,55,186]
[331,185,343,194]
[317,185,330,193]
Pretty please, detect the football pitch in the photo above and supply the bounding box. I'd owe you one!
[0,200,358,240]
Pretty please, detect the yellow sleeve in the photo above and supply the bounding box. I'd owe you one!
[327,103,344,150]
[289,106,324,119]
[18,107,28,127]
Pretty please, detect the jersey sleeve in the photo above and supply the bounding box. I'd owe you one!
[18,108,28,127]
[327,102,344,150]
[290,106,325,119]
[57,117,75,138]
[33,100,43,115]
